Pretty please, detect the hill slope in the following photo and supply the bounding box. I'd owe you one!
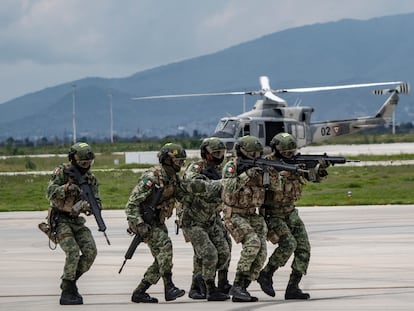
[0,13,413,140]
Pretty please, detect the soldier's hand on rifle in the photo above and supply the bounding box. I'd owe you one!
[79,200,91,214]
[128,221,139,234]
[316,159,329,178]
[318,158,330,169]
[65,183,81,195]
[137,223,151,239]
[246,167,263,178]
[71,200,89,216]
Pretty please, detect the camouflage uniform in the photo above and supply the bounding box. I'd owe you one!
[222,159,267,277]
[125,146,222,303]
[46,142,99,305]
[47,164,98,280]
[181,159,231,300]
[262,153,310,274]
[257,132,318,300]
[222,141,268,303]
[125,167,181,285]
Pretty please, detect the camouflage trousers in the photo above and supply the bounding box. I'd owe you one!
[142,222,173,285]
[185,219,231,280]
[265,208,310,275]
[57,216,97,281]
[228,213,267,281]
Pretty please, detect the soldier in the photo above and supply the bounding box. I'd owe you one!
[125,142,222,304]
[46,142,99,305]
[257,132,327,300]
[181,137,231,301]
[221,135,268,302]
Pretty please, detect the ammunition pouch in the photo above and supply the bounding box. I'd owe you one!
[224,218,254,244]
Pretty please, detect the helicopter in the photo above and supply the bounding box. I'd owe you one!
[132,76,410,150]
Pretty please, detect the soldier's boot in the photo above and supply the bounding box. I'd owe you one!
[60,279,83,305]
[188,273,206,299]
[163,272,185,301]
[243,279,258,302]
[205,279,230,301]
[285,270,310,300]
[257,267,276,297]
[229,272,252,302]
[73,271,83,300]
[217,269,232,295]
[131,280,158,303]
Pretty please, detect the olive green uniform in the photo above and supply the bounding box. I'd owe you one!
[181,160,231,281]
[221,159,267,282]
[125,166,222,285]
[46,163,99,282]
[262,153,310,274]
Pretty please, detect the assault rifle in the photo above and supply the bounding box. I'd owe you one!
[118,184,164,274]
[118,230,143,274]
[281,153,359,181]
[237,157,307,187]
[65,165,110,245]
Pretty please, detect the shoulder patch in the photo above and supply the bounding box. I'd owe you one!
[144,178,154,187]
[192,163,202,172]
[225,165,235,174]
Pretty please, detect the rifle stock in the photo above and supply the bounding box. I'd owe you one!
[65,166,110,245]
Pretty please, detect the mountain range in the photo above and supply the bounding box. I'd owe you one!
[0,13,413,141]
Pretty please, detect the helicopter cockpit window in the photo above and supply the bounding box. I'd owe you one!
[214,119,239,138]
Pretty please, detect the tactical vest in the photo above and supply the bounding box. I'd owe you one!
[148,167,177,223]
[265,171,304,210]
[223,173,265,211]
[52,163,93,213]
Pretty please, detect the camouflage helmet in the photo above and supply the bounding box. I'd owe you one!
[158,142,187,164]
[235,135,263,158]
[68,142,95,162]
[200,137,225,159]
[270,132,297,152]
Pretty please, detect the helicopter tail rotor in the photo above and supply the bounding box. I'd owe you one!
[372,82,410,95]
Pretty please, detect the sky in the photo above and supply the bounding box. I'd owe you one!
[1,0,414,104]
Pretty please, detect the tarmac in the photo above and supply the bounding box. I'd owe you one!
[1,205,413,311]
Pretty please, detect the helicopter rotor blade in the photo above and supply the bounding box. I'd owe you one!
[132,91,248,100]
[273,81,405,93]
[259,75,287,102]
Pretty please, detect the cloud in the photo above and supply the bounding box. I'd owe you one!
[0,0,414,103]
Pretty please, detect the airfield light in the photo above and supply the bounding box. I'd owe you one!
[72,84,77,144]
[108,93,114,143]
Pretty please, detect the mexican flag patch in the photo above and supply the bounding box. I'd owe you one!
[144,179,153,187]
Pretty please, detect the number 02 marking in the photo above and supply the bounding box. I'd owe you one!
[321,127,331,136]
